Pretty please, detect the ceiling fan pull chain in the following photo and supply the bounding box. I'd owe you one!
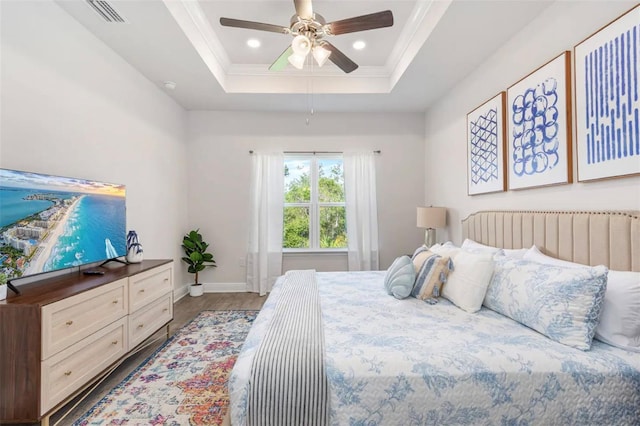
[307,54,315,125]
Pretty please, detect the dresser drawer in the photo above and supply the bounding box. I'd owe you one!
[42,278,128,359]
[128,292,173,349]
[41,317,128,414]
[129,263,172,312]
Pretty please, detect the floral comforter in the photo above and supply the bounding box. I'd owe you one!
[230,271,640,425]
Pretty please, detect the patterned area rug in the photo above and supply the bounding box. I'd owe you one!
[75,310,258,426]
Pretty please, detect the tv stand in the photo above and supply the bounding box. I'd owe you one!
[99,257,128,267]
[0,259,174,425]
[5,280,20,295]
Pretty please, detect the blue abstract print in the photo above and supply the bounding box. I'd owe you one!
[511,78,560,176]
[470,108,499,184]
[583,24,639,164]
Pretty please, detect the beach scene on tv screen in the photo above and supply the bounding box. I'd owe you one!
[0,169,126,283]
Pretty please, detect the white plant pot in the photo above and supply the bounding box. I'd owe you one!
[0,285,6,301]
[189,284,204,297]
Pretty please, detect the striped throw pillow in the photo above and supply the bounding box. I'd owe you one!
[410,246,452,301]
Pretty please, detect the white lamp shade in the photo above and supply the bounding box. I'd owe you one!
[287,53,306,69]
[417,207,447,229]
[291,35,312,56]
[312,45,331,67]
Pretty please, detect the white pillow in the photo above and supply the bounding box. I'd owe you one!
[523,246,640,352]
[429,242,461,259]
[462,238,528,259]
[461,239,502,254]
[501,247,529,259]
[441,250,494,313]
[595,270,640,352]
[523,245,583,267]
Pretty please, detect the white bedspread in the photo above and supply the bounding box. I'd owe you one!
[230,271,640,425]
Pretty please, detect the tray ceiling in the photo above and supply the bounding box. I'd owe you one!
[54,0,553,112]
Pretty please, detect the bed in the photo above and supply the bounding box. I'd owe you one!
[229,210,640,425]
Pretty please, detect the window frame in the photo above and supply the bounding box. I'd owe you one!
[283,154,347,252]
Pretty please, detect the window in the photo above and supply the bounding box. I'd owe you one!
[283,155,347,250]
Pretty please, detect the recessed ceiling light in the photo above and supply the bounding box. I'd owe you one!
[247,38,261,48]
[353,40,366,50]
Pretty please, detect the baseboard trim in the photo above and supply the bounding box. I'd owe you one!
[203,282,247,293]
[174,285,189,301]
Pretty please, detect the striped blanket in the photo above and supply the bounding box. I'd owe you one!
[247,270,328,426]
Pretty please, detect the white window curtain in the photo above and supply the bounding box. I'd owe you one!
[344,152,379,271]
[246,152,284,295]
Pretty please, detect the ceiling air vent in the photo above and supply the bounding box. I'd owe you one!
[85,0,127,23]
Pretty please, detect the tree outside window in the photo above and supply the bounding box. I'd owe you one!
[283,156,347,249]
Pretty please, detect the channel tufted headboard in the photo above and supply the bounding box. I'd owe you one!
[461,210,640,272]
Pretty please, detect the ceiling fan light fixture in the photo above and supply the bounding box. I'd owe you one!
[353,40,366,50]
[219,5,394,74]
[287,53,306,70]
[247,38,261,48]
[291,34,312,56]
[312,45,331,67]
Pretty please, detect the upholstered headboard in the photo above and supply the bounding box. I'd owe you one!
[461,210,640,272]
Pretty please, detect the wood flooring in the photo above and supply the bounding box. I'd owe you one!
[42,292,267,426]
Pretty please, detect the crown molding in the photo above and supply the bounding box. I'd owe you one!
[388,0,451,89]
[163,0,449,94]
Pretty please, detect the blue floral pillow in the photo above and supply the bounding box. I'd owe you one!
[384,256,416,299]
[484,257,608,350]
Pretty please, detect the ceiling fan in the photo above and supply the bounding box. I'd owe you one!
[219,0,393,74]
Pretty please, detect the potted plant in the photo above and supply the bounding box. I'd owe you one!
[181,229,216,297]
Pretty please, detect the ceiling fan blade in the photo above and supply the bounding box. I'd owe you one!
[294,0,313,20]
[325,10,393,35]
[269,46,294,71]
[220,17,289,34]
[323,42,358,74]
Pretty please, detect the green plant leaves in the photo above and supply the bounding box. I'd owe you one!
[181,229,216,282]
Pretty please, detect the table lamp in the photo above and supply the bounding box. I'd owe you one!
[416,207,447,247]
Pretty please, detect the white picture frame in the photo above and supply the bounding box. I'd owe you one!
[506,51,572,190]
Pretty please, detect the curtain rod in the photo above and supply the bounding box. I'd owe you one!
[249,150,381,154]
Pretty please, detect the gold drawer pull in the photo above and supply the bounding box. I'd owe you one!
[163,308,169,312]
[112,340,118,345]
[112,300,119,304]
[66,320,73,326]
[64,371,72,376]
[139,289,145,293]
[163,278,169,282]
[137,324,144,329]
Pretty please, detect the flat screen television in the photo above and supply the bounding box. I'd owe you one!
[0,168,126,287]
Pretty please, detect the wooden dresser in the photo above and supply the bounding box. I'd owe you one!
[0,259,174,425]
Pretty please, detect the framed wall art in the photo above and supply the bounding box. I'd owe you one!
[467,92,506,195]
[574,5,640,182]
[506,51,572,190]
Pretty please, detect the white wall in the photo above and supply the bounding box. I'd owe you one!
[187,111,426,288]
[0,1,189,293]
[11,0,631,292]
[424,1,640,244]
